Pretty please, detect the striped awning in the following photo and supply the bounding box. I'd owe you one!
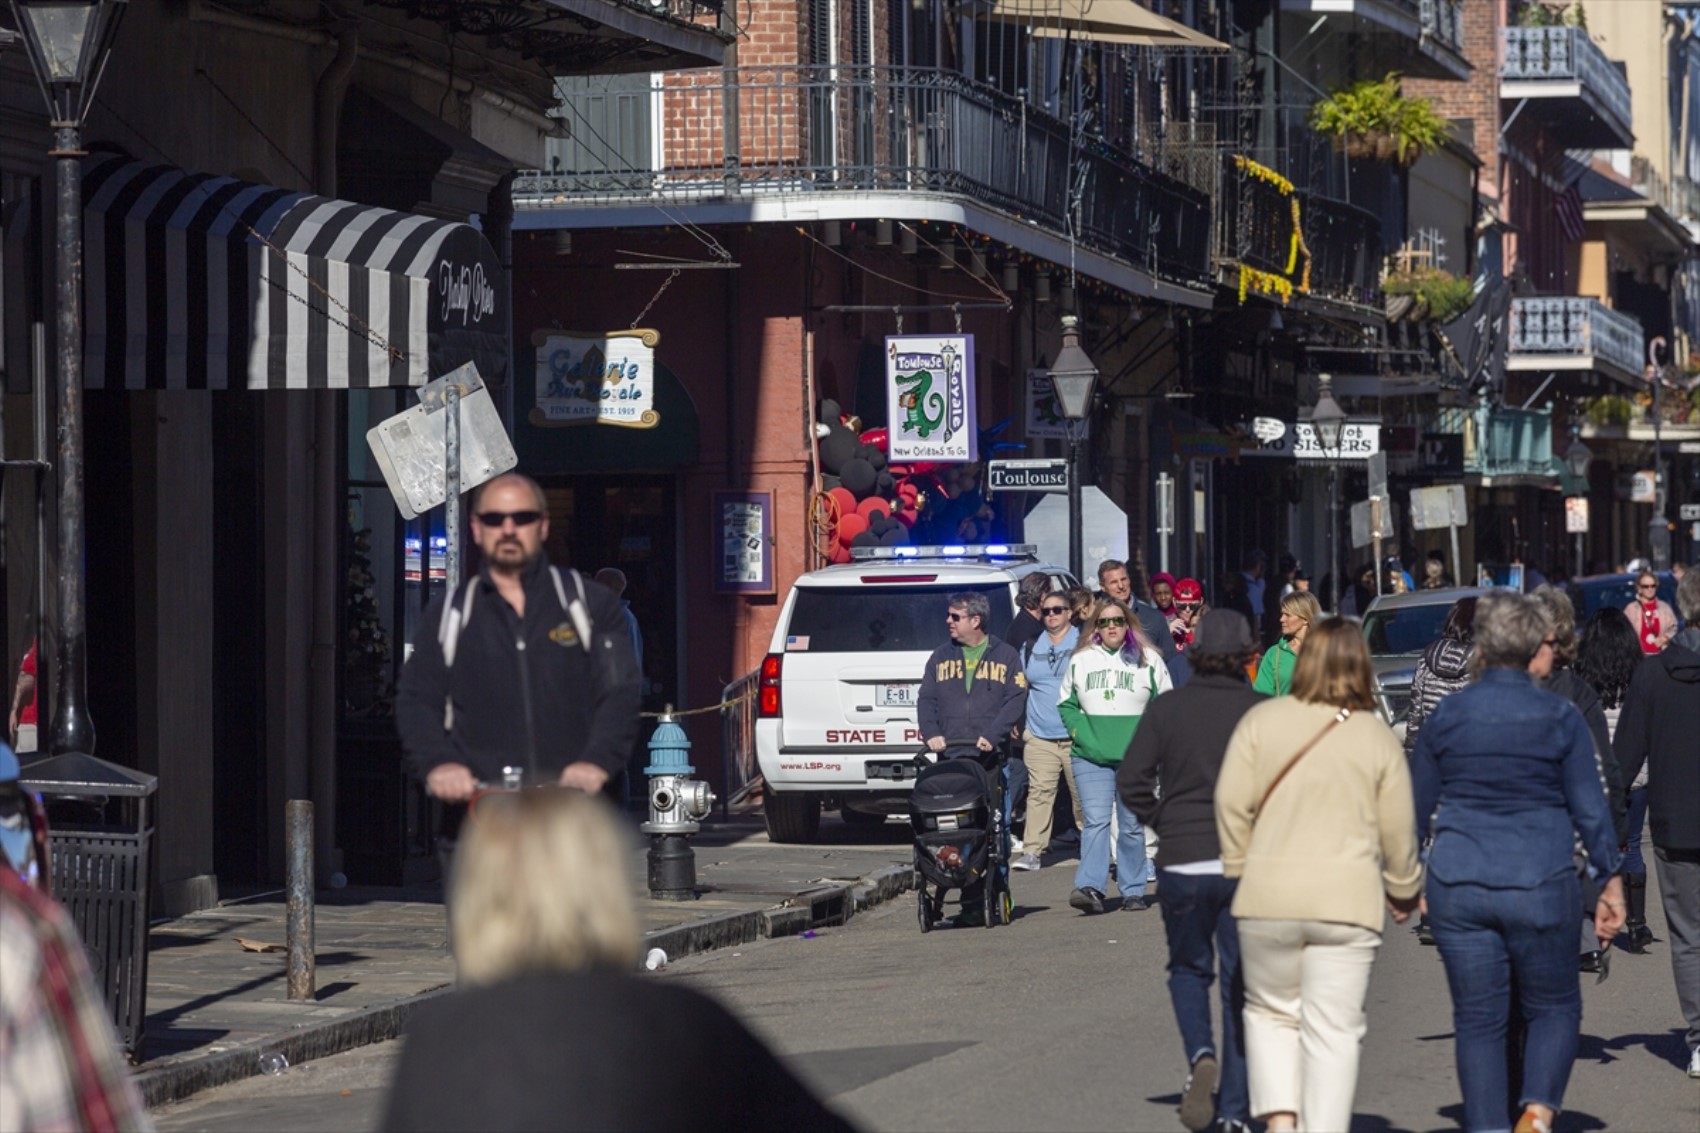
[82,155,507,390]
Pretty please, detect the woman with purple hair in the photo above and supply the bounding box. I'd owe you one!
[1058,598,1172,914]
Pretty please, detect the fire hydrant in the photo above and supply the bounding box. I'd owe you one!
[640,708,716,901]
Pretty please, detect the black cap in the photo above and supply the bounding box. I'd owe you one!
[1191,609,1253,656]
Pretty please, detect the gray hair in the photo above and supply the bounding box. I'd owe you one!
[1474,591,1554,671]
[948,591,991,626]
[1529,584,1577,667]
[1678,568,1700,624]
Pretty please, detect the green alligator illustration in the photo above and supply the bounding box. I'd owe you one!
[895,370,948,438]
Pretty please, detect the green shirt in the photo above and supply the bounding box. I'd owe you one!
[962,640,989,691]
[1253,637,1300,697]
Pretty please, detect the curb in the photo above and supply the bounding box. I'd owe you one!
[141,864,915,1109]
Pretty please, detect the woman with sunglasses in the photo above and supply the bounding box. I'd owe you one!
[1058,598,1172,914]
[1253,591,1323,697]
[1013,595,1085,871]
[1623,571,1677,654]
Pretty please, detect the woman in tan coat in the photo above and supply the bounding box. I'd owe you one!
[1215,619,1423,1133]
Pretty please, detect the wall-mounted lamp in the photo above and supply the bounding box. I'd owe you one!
[1002,263,1019,292]
[823,220,841,247]
[1035,273,1051,303]
[900,226,917,255]
[875,218,893,246]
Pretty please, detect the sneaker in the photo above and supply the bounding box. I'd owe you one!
[1121,893,1148,911]
[1011,853,1041,872]
[1009,835,1024,854]
[1213,1122,1254,1133]
[1179,1053,1220,1132]
[1069,886,1106,915]
[1688,1045,1700,1079]
[954,905,987,928]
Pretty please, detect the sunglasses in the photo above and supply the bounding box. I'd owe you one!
[1041,605,1071,615]
[946,612,975,623]
[1098,616,1129,627]
[1637,583,1657,591]
[1176,602,1201,611]
[475,510,543,527]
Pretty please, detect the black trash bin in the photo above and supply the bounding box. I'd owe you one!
[19,751,158,1056]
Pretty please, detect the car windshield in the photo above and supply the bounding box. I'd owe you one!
[786,584,1015,653]
[1362,602,1455,657]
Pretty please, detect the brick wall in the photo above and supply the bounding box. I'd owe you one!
[663,0,804,171]
[1406,0,1503,202]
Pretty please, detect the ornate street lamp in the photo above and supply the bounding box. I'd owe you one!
[1050,315,1099,580]
[1564,431,1593,578]
[1304,374,1348,613]
[10,0,128,757]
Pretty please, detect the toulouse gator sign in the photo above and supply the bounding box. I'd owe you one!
[884,334,977,463]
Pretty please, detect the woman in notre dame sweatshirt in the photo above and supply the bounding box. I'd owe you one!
[1058,598,1172,914]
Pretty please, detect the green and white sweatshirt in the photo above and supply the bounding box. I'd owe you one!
[1057,644,1172,767]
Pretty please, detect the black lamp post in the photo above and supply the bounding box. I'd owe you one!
[1564,432,1593,579]
[1049,315,1099,581]
[10,0,128,757]
[1304,374,1347,613]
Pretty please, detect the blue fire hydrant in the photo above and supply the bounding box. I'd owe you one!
[640,708,715,901]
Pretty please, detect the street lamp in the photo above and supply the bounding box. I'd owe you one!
[1564,432,1593,578]
[10,0,128,757]
[1050,315,1098,580]
[1304,374,1347,613]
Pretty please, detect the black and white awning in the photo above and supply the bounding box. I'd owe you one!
[82,155,506,390]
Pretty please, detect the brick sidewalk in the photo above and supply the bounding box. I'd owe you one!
[134,815,914,1106]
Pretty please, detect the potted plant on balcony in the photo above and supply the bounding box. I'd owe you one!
[1310,74,1448,167]
[1581,394,1637,427]
[1516,2,1585,29]
[1383,265,1475,324]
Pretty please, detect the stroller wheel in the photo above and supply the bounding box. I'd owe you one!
[917,887,933,933]
[1000,888,1014,924]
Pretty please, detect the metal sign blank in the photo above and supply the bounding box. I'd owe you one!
[1680,503,1700,521]
[1409,484,1468,531]
[1350,499,1396,548]
[366,363,517,520]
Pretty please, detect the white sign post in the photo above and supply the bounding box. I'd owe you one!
[1410,483,1469,590]
[1155,472,1176,574]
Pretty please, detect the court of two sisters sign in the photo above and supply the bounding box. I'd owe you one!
[530,328,662,428]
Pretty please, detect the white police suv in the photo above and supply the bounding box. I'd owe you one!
[755,544,1075,842]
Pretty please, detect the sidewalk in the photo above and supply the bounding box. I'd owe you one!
[134,815,914,1108]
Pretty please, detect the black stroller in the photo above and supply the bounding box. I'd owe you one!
[910,742,1012,931]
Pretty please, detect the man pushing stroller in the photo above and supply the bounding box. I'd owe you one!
[915,592,1029,927]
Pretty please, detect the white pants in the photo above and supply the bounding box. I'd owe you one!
[1238,918,1382,1133]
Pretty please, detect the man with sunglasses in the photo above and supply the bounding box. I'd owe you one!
[397,473,641,817]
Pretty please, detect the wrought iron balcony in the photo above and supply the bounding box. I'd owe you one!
[1508,297,1646,388]
[1278,0,1469,80]
[1434,404,1556,482]
[1499,27,1633,149]
[516,66,1212,287]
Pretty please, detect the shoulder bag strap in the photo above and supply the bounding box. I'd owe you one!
[1254,707,1351,819]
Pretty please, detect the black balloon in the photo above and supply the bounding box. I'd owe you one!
[840,456,877,496]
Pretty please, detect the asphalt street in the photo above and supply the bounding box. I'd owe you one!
[153,819,1699,1133]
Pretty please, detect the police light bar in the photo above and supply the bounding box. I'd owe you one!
[849,544,1038,561]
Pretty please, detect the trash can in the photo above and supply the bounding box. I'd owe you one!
[19,751,158,1055]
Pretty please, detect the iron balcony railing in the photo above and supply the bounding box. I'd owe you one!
[1434,405,1556,479]
[1500,27,1632,138]
[1509,297,1645,380]
[1214,152,1383,308]
[1419,0,1465,53]
[517,65,1213,285]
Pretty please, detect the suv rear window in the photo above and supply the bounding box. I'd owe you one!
[1363,603,1455,657]
[786,584,1015,653]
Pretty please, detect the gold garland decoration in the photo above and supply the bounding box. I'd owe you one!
[1233,154,1294,196]
[1288,197,1313,293]
[1238,264,1294,305]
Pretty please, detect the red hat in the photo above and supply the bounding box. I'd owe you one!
[1174,578,1204,602]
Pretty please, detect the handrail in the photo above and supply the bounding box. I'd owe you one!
[1509,296,1645,380]
[1500,27,1632,136]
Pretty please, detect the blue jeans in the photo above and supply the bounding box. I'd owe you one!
[1429,872,1581,1131]
[1004,757,1027,836]
[1623,786,1648,875]
[1158,870,1248,1123]
[1071,758,1147,896]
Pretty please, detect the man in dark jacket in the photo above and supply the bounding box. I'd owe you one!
[397,473,642,803]
[1098,559,1179,658]
[1616,568,1700,1080]
[917,591,1027,927]
[1120,610,1265,1133]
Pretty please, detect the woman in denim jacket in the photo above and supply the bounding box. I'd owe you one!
[1411,592,1626,1133]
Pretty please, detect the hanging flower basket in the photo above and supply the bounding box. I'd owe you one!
[1336,130,1399,162]
[1312,74,1448,168]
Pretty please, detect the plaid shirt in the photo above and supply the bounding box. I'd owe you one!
[0,866,152,1132]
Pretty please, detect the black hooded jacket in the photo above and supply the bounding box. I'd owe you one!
[1615,643,1700,853]
[1403,637,1474,756]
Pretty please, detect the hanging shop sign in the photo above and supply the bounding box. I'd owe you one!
[885,334,977,463]
[1565,497,1590,534]
[1025,369,1071,440]
[530,328,660,428]
[1242,422,1381,460]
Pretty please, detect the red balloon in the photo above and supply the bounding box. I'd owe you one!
[858,427,889,452]
[828,544,851,564]
[856,497,890,522]
[837,512,869,546]
[893,508,917,528]
[827,487,857,519]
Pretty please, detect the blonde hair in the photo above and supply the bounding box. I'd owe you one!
[1280,589,1323,628]
[450,790,640,986]
[1289,617,1378,711]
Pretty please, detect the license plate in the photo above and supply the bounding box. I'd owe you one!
[877,682,919,707]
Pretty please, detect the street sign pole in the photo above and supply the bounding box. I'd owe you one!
[1371,497,1384,596]
[1155,472,1175,575]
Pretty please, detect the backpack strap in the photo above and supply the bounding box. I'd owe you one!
[438,578,479,670]
[553,566,594,653]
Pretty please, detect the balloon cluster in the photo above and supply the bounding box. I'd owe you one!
[817,399,939,564]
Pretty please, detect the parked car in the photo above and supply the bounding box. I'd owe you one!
[1360,587,1491,732]
[1565,571,1684,629]
[754,544,1076,843]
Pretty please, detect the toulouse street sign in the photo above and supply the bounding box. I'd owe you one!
[987,458,1070,493]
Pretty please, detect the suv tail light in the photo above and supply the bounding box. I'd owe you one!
[758,653,782,718]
